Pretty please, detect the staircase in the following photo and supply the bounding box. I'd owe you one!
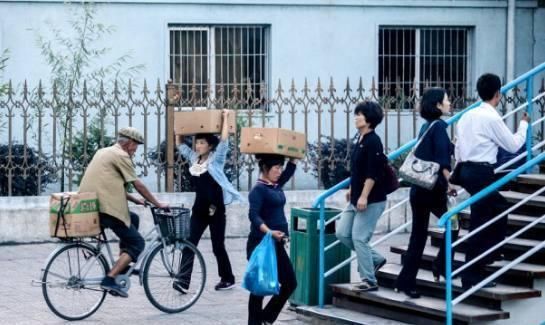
[299,63,545,325]
[299,165,545,324]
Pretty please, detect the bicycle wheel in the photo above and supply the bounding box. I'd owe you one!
[143,240,206,313]
[41,243,108,321]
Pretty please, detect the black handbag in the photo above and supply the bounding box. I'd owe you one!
[384,162,400,194]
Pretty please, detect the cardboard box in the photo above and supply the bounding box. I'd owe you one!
[174,109,236,135]
[239,127,307,159]
[49,192,101,238]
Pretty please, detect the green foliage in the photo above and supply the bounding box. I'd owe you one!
[307,136,351,189]
[308,136,412,189]
[0,144,56,196]
[35,2,144,92]
[34,1,144,190]
[69,120,115,185]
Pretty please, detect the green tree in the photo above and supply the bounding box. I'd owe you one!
[35,1,144,190]
[69,121,116,185]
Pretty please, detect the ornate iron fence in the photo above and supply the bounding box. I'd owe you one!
[0,77,543,196]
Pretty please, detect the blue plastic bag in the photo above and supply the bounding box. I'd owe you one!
[242,232,280,296]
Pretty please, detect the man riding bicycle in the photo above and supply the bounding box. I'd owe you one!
[79,127,168,298]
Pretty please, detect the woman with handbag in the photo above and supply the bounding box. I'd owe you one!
[394,88,458,298]
[247,154,298,325]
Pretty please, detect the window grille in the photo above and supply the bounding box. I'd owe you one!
[378,27,471,106]
[169,25,269,108]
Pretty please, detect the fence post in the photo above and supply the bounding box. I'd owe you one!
[165,80,177,192]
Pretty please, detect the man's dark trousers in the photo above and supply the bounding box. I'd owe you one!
[458,162,508,287]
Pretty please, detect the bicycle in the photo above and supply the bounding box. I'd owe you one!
[32,204,206,321]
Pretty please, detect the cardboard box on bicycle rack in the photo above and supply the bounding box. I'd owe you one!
[49,192,101,238]
[239,127,307,159]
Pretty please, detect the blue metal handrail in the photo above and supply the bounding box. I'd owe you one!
[437,152,545,325]
[437,61,545,325]
[312,60,545,309]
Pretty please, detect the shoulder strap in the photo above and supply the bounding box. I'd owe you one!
[414,120,440,151]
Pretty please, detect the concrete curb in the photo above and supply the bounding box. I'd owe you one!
[0,189,412,243]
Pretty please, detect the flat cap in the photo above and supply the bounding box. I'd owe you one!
[118,127,144,144]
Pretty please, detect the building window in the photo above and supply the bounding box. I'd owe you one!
[169,25,269,108]
[378,27,471,106]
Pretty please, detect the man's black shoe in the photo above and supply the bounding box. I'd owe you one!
[394,287,421,299]
[100,276,128,298]
[215,280,236,291]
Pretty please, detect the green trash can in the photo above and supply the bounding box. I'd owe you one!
[289,207,350,306]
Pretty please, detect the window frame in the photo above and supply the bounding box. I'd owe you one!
[167,24,271,111]
[377,25,474,105]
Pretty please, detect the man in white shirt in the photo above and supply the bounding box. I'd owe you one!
[455,73,529,289]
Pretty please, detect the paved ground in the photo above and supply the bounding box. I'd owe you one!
[0,233,410,324]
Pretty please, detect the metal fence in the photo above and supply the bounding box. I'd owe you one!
[1,77,544,196]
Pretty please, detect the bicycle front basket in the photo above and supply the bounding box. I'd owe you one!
[155,207,191,241]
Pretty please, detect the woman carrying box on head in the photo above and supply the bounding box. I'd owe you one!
[247,154,298,325]
[174,109,244,293]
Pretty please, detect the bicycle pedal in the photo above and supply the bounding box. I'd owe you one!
[108,290,120,297]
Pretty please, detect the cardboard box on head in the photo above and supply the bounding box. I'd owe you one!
[239,127,306,159]
[49,192,101,238]
[174,109,236,135]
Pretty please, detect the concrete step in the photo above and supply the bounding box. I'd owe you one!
[428,228,545,264]
[517,174,545,186]
[331,284,509,324]
[376,263,541,309]
[513,174,545,194]
[457,211,545,241]
[390,245,545,287]
[295,304,411,325]
[458,211,545,228]
[500,191,545,215]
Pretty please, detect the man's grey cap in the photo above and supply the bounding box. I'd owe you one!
[118,127,144,144]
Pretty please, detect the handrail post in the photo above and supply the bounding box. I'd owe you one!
[318,201,326,308]
[526,77,534,162]
[445,221,453,325]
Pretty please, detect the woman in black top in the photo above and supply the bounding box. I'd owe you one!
[394,87,458,298]
[247,154,298,325]
[336,101,388,292]
[174,110,243,293]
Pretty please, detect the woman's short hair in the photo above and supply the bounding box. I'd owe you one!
[354,101,384,129]
[195,133,220,150]
[255,154,285,173]
[420,87,447,120]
